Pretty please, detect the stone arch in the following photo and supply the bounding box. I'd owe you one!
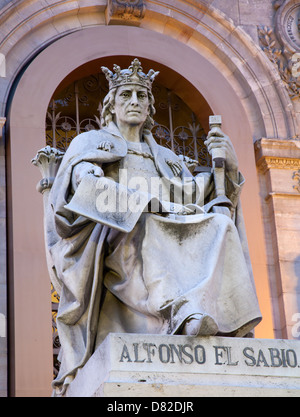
[1,1,297,139]
[4,2,283,395]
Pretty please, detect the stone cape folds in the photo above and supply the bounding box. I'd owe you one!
[47,122,261,394]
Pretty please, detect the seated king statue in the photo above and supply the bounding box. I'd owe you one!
[36,59,262,395]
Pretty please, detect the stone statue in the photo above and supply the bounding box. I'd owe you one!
[32,59,261,395]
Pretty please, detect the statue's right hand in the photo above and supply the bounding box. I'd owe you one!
[72,161,104,191]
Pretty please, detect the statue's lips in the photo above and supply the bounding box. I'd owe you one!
[127,110,141,114]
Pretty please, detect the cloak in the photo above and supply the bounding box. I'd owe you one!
[47,122,261,394]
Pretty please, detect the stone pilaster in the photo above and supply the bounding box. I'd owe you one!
[255,138,300,339]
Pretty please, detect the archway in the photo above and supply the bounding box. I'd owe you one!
[7,21,277,395]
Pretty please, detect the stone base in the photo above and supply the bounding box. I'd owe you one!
[65,333,300,397]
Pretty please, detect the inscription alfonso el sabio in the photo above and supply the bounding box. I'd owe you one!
[119,341,300,369]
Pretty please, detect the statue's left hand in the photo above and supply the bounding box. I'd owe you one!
[205,127,239,176]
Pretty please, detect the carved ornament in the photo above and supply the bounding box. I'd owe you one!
[257,1,300,100]
[105,0,146,25]
[274,0,300,52]
[257,156,300,174]
[292,169,300,192]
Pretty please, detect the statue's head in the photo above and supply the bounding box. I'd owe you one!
[101,58,159,130]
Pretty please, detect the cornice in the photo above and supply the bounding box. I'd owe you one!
[255,138,300,167]
[257,155,300,174]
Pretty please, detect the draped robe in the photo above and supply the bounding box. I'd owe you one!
[48,122,262,394]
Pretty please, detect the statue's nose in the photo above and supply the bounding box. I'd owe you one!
[130,92,139,105]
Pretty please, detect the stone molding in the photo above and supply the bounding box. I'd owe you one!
[255,137,300,158]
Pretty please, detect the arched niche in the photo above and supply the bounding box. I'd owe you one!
[7,24,275,396]
[1,1,297,139]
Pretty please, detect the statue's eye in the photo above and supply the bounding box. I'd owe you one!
[120,92,130,98]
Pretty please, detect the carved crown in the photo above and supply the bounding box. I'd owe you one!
[101,58,159,91]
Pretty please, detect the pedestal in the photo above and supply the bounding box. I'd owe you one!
[65,333,300,397]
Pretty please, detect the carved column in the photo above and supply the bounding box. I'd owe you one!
[255,138,300,339]
[105,0,146,25]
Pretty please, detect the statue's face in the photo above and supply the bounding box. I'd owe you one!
[112,85,150,128]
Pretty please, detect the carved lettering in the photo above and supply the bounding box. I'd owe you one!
[119,343,132,362]
[182,344,194,364]
[286,350,298,368]
[243,347,256,367]
[158,344,170,363]
[256,349,270,367]
[118,342,300,370]
[214,346,238,366]
[169,344,183,363]
[269,348,284,367]
[194,345,206,365]
[133,343,145,363]
[143,342,156,363]
[243,347,299,368]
